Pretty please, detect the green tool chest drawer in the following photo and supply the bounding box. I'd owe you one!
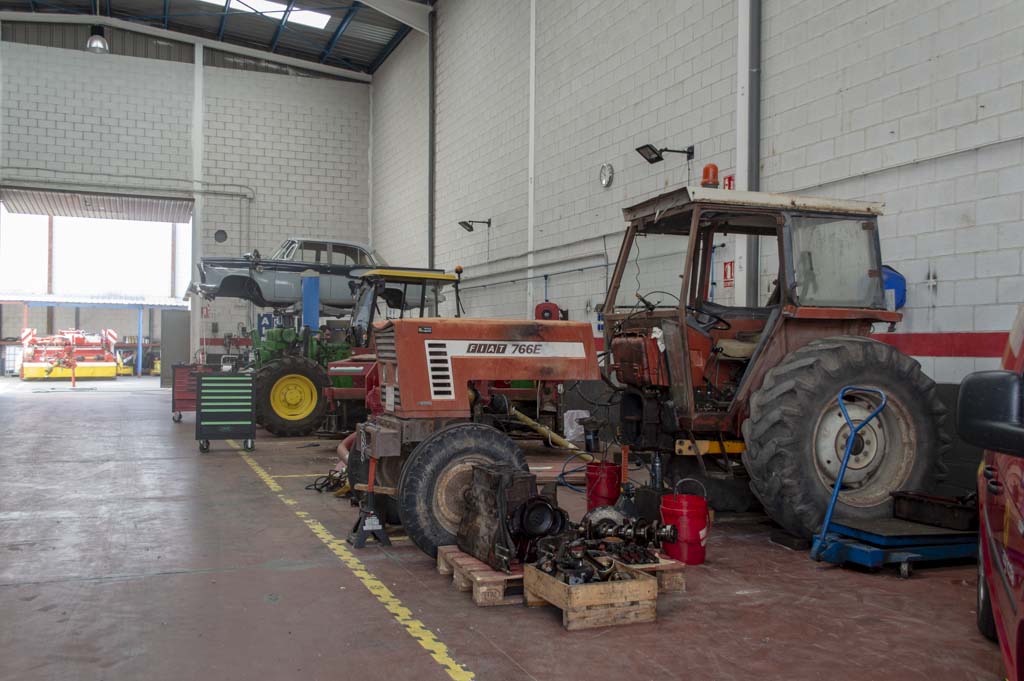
[195,373,255,453]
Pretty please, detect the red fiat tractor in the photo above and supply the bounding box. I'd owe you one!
[603,182,948,539]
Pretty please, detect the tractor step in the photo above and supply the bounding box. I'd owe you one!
[352,483,397,496]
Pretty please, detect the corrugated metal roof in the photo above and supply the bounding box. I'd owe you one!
[0,0,418,73]
[2,188,195,223]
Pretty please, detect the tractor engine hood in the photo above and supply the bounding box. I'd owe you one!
[372,318,600,419]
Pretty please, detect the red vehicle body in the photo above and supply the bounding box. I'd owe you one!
[973,306,1024,678]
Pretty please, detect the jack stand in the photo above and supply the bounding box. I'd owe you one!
[347,493,391,548]
[346,457,391,548]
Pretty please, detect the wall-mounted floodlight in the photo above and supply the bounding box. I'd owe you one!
[636,144,695,164]
[459,219,491,233]
[86,26,110,54]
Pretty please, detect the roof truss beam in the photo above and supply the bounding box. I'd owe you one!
[319,1,359,63]
[268,0,294,52]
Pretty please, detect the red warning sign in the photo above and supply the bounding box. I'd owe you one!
[723,260,735,289]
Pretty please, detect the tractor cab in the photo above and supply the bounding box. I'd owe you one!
[604,184,899,442]
[347,268,461,351]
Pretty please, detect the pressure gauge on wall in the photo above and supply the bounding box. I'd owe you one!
[599,163,614,188]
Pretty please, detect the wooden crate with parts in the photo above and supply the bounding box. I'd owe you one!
[630,556,686,592]
[524,563,658,631]
[436,546,524,607]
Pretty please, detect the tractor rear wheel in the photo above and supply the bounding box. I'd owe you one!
[397,423,527,558]
[255,356,329,436]
[741,336,949,539]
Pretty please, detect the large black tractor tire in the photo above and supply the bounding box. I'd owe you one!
[741,336,950,539]
[665,456,761,513]
[346,443,402,526]
[397,423,527,558]
[254,356,330,437]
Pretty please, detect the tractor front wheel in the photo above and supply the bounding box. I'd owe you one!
[741,336,950,539]
[255,356,330,436]
[397,423,527,558]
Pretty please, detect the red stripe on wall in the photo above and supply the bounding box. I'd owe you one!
[595,332,1008,357]
[870,332,1008,358]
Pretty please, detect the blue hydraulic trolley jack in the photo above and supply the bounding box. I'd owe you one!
[810,386,976,578]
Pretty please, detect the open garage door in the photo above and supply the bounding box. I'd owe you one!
[1,187,194,223]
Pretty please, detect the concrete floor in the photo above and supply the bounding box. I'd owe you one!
[0,376,1004,681]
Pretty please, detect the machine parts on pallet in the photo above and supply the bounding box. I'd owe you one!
[534,536,628,585]
[579,506,678,547]
[530,504,680,585]
[457,464,569,573]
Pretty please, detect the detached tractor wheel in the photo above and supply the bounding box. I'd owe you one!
[397,423,527,558]
[741,336,950,539]
[255,356,329,437]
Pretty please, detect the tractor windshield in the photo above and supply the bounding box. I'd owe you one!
[612,232,687,311]
[788,215,885,309]
[349,277,448,347]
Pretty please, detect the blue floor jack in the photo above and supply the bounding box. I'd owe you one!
[810,386,977,578]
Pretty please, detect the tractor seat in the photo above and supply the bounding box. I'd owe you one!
[715,337,759,360]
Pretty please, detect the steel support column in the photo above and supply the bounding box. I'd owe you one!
[136,306,144,376]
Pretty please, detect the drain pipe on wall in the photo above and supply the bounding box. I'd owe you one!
[427,8,437,268]
[734,0,762,306]
[745,0,761,303]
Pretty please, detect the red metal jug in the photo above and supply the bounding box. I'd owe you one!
[585,461,621,511]
[661,478,711,564]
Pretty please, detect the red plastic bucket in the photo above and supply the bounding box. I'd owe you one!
[661,478,710,564]
[585,461,621,510]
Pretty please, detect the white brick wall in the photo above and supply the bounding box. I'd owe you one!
[1,42,193,188]
[370,31,429,267]
[433,0,530,279]
[429,0,737,323]
[759,0,1024,382]
[201,67,370,335]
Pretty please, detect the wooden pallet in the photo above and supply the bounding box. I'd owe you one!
[631,556,686,593]
[436,546,525,607]
[524,563,658,631]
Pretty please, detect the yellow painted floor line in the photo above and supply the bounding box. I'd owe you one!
[228,440,474,681]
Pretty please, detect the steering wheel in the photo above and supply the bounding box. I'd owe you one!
[686,305,731,331]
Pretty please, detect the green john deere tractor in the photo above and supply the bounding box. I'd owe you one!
[251,323,350,436]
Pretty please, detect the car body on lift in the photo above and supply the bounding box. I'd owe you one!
[958,305,1024,679]
[194,238,383,309]
[603,182,949,538]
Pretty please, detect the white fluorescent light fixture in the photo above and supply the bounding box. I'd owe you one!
[197,0,331,30]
